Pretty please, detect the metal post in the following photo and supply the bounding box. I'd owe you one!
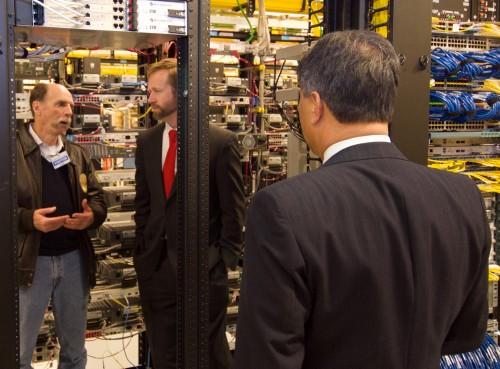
[390,0,431,164]
[323,0,367,33]
[177,0,210,367]
[0,0,20,367]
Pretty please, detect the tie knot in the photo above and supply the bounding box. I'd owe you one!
[169,129,177,143]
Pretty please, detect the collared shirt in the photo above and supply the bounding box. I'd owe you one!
[29,124,64,161]
[323,135,391,163]
[161,122,177,173]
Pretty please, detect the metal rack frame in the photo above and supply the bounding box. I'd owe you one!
[390,0,431,164]
[0,0,20,367]
[0,0,211,367]
[324,0,431,164]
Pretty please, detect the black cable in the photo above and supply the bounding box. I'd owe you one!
[275,61,286,93]
[276,103,304,142]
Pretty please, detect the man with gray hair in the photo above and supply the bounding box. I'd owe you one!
[17,83,106,369]
[233,30,490,369]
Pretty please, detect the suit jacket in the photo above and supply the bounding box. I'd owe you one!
[133,122,245,281]
[234,142,490,369]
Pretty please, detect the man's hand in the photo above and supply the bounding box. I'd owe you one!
[64,199,95,230]
[33,207,69,233]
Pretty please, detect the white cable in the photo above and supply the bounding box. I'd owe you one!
[47,0,85,17]
[50,0,85,8]
[32,0,82,25]
[256,0,272,56]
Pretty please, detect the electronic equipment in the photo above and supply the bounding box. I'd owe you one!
[103,185,136,211]
[432,0,471,21]
[98,220,136,248]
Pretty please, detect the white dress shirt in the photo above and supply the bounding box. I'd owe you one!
[29,124,64,161]
[323,135,391,163]
[161,122,177,173]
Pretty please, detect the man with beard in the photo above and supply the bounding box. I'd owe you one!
[17,83,106,369]
[133,59,245,369]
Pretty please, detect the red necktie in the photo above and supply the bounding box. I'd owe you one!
[163,129,177,197]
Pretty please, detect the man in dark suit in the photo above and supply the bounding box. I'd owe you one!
[233,30,490,369]
[134,59,245,369]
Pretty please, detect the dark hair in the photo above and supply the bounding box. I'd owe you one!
[29,83,50,116]
[297,30,400,124]
[147,58,177,91]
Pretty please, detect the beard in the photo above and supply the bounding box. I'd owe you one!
[151,104,177,121]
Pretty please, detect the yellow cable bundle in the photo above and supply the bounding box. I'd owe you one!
[478,184,500,193]
[489,271,499,282]
[468,159,500,169]
[373,0,389,8]
[428,159,466,173]
[483,79,500,94]
[476,22,500,37]
[465,172,497,184]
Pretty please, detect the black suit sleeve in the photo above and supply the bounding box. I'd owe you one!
[82,148,107,229]
[134,134,150,252]
[215,134,245,270]
[233,189,310,369]
[442,187,490,355]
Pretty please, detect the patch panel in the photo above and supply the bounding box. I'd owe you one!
[36,0,127,30]
[428,120,497,131]
[431,35,498,51]
[30,0,187,34]
[428,144,499,156]
[131,0,187,34]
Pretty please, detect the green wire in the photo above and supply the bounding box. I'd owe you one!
[236,0,256,43]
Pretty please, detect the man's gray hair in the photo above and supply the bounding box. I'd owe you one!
[297,30,400,124]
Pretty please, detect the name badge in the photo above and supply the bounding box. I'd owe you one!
[50,151,71,169]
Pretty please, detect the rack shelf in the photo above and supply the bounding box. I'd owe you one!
[15,26,180,49]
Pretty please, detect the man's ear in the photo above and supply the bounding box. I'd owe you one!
[32,101,41,116]
[310,91,324,125]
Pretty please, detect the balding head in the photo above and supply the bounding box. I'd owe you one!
[30,83,74,141]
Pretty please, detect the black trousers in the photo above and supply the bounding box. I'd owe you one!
[138,254,231,369]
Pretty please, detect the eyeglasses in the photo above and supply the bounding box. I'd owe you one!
[276,101,304,142]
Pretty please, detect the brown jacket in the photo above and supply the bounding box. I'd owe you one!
[16,121,106,287]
